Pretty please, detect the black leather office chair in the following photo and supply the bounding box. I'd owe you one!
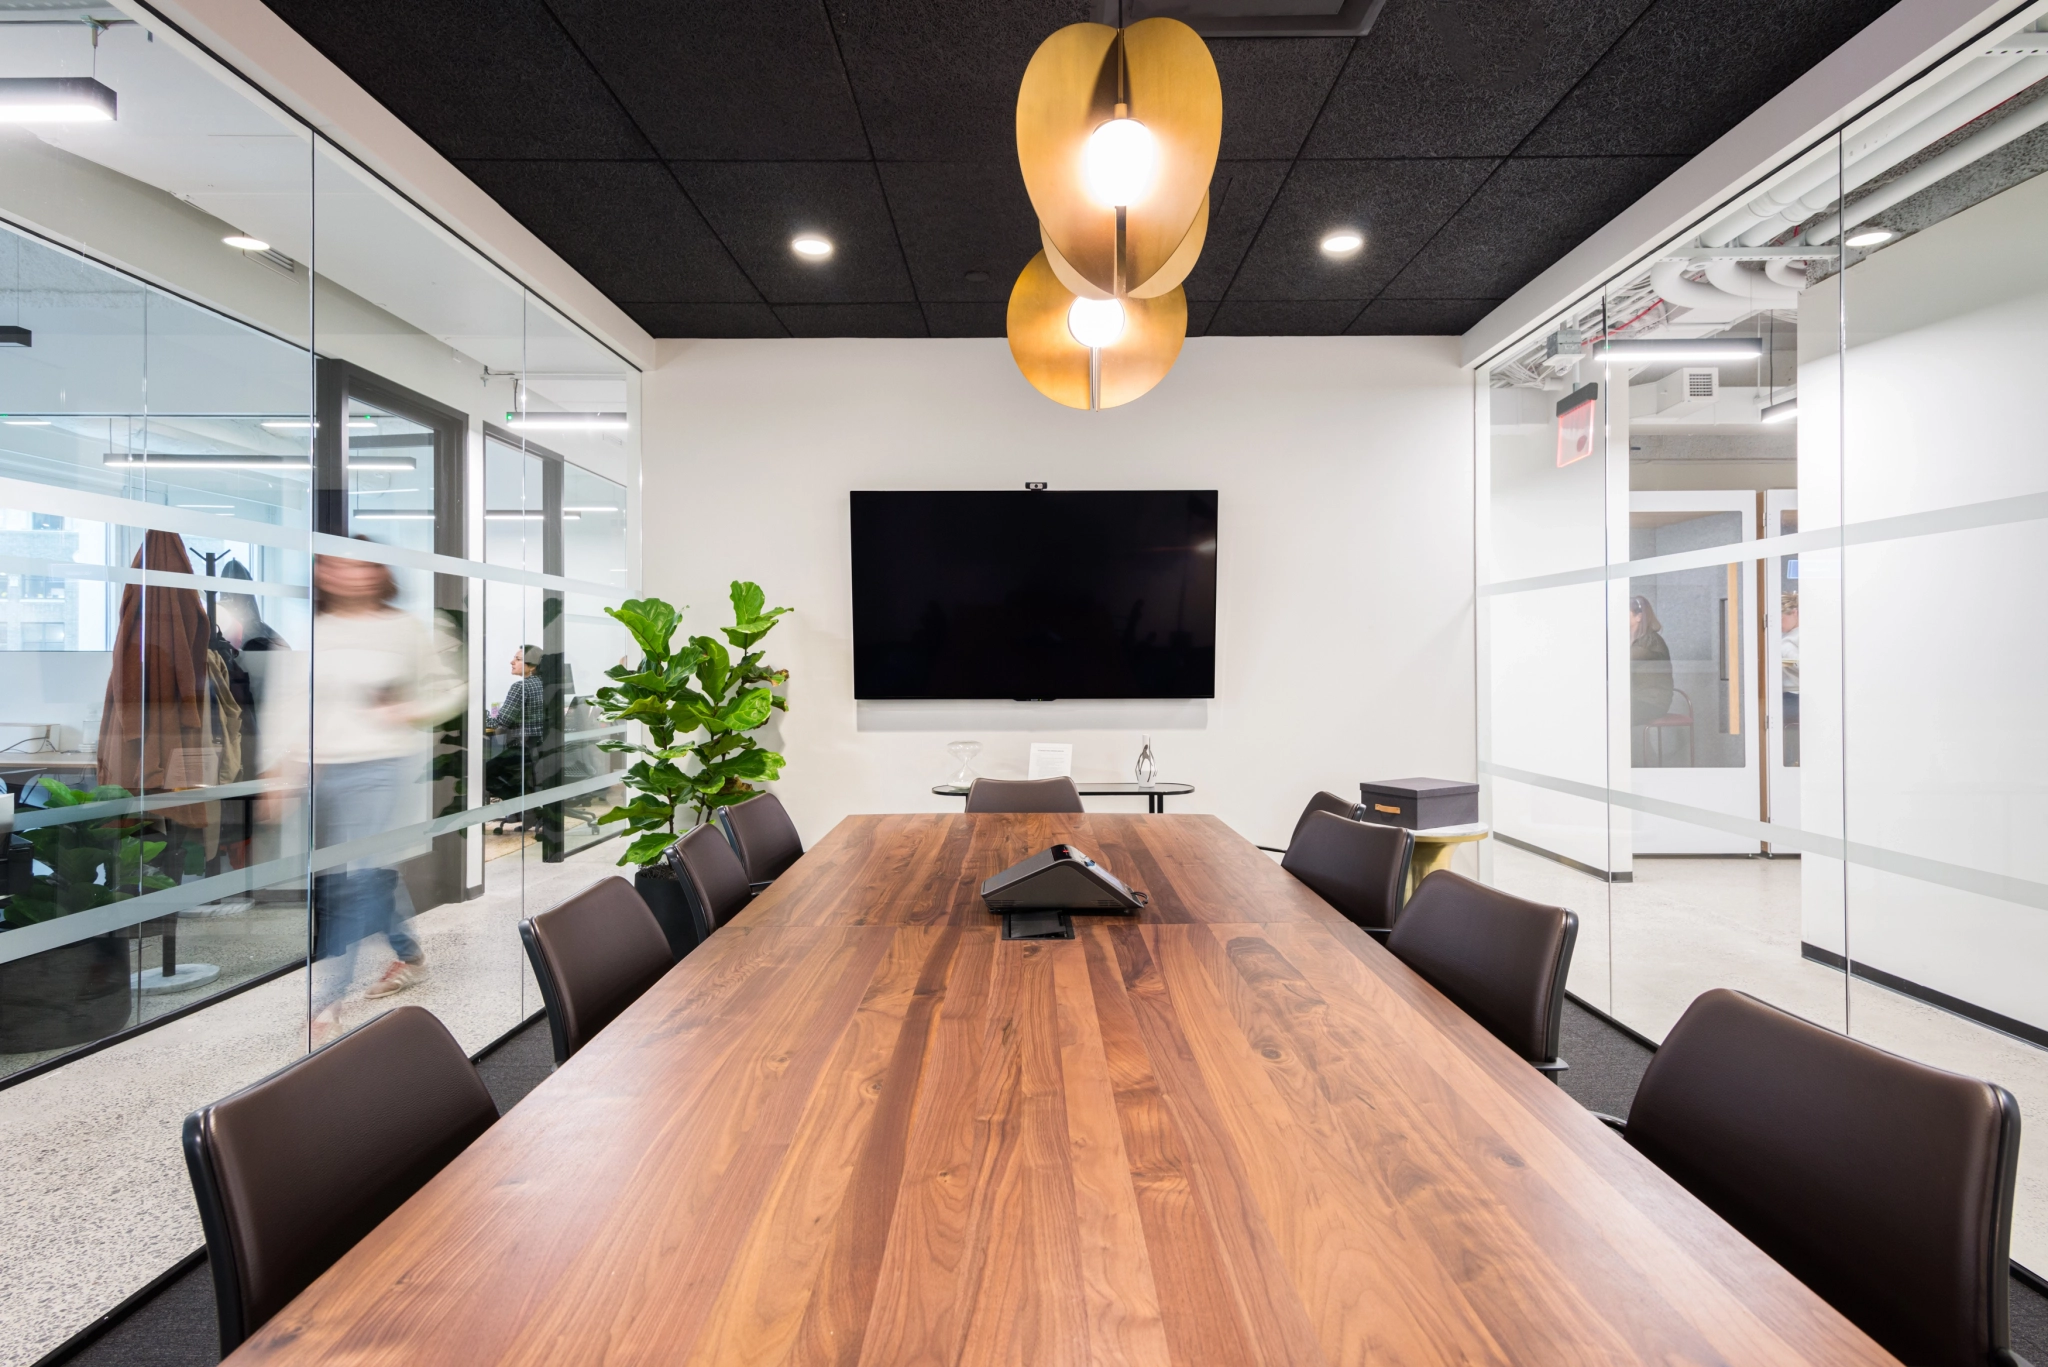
[519,876,673,1066]
[1259,789,1358,854]
[963,776,1085,813]
[667,821,755,942]
[181,1006,497,1355]
[716,791,804,890]
[1386,871,1576,1078]
[1615,989,2023,1367]
[1280,810,1412,940]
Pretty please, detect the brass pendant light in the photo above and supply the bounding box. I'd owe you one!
[1008,17,1221,410]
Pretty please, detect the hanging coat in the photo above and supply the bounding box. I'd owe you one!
[97,530,212,825]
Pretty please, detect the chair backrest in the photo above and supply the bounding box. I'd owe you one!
[716,791,804,885]
[1286,789,1358,850]
[666,821,754,941]
[1625,989,2020,1367]
[963,776,1085,813]
[519,876,673,1066]
[1281,810,1411,936]
[1385,871,1576,1066]
[182,1006,497,1354]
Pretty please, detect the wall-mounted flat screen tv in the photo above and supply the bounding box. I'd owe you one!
[850,490,1218,699]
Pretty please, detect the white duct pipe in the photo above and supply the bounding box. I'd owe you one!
[1700,56,2029,245]
[1731,55,2048,245]
[1702,257,1802,306]
[1807,90,2048,243]
[1763,257,1807,291]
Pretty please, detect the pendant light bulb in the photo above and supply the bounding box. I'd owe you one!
[1067,296,1127,349]
[1083,117,1157,207]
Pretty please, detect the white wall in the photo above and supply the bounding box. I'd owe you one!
[642,335,1474,851]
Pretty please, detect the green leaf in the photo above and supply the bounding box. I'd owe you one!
[605,597,683,663]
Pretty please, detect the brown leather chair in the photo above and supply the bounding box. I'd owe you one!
[519,876,673,1066]
[181,1006,497,1354]
[1280,810,1412,940]
[716,791,804,889]
[666,821,754,943]
[1618,989,2023,1367]
[963,776,1085,813]
[1385,871,1576,1078]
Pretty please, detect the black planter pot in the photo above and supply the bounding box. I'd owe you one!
[0,933,134,1054]
[634,865,701,963]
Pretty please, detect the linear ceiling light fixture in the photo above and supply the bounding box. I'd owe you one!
[0,76,116,123]
[503,412,629,432]
[1009,17,1219,410]
[1591,337,1764,366]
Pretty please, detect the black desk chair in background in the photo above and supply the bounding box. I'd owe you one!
[1281,810,1412,941]
[1612,988,2025,1367]
[181,1006,498,1356]
[962,776,1085,813]
[717,791,803,892]
[1386,871,1576,1080]
[520,877,673,1066]
[667,822,755,942]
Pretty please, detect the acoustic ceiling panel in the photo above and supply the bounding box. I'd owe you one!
[263,0,1907,337]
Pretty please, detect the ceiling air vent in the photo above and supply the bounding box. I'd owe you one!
[1091,0,1385,37]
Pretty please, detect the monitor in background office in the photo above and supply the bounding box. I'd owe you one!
[849,490,1218,700]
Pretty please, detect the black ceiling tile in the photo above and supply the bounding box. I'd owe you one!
[1521,0,1905,157]
[1207,300,1363,335]
[1185,299,1220,336]
[922,301,1011,337]
[824,0,1092,160]
[1303,0,1652,159]
[259,0,651,159]
[623,303,787,338]
[546,0,868,160]
[1182,160,1291,300]
[774,304,930,337]
[457,161,758,303]
[877,163,1042,302]
[1224,158,1498,300]
[1378,155,1685,298]
[1209,38,1355,159]
[1347,298,1502,334]
[672,162,915,304]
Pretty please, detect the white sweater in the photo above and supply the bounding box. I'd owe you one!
[262,609,467,769]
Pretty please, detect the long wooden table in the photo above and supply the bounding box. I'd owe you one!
[233,814,1899,1366]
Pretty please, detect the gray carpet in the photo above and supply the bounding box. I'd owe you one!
[44,1002,2048,1364]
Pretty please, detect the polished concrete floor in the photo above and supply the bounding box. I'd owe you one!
[1490,840,2048,1271]
[0,842,620,1367]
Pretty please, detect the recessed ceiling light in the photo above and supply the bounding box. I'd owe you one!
[1320,230,1365,256]
[1844,228,1894,248]
[223,234,270,251]
[791,235,834,259]
[0,77,117,124]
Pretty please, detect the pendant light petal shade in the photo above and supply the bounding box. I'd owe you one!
[1008,252,1186,411]
[1015,18,1221,298]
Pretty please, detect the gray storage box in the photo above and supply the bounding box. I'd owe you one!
[1358,777,1478,831]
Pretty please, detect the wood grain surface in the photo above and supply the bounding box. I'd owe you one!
[230,814,1900,1366]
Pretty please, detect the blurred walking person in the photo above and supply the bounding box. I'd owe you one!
[263,543,463,1047]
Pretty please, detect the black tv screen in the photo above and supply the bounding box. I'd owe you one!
[850,490,1218,699]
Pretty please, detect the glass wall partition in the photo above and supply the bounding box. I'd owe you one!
[0,18,637,1363]
[1477,0,2048,1270]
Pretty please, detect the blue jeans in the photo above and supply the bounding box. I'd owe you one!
[312,757,424,1014]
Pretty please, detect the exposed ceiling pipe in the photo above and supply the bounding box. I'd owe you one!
[1807,90,2048,243]
[1702,257,1801,305]
[1730,55,2048,245]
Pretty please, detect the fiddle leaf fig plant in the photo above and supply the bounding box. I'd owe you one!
[594,582,791,866]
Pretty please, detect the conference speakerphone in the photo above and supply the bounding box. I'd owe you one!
[982,845,1147,939]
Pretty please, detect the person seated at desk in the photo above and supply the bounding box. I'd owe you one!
[485,646,545,811]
